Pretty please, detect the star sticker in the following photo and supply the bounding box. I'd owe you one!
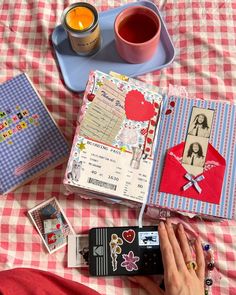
[77,142,86,151]
[120,146,126,152]
[16,106,20,110]
[7,141,13,145]
[97,81,103,87]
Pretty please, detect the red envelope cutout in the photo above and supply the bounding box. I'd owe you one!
[159,142,226,204]
[125,90,155,121]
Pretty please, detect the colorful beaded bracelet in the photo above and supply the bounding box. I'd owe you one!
[202,243,214,295]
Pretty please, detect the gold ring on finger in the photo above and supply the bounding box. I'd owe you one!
[186,260,198,271]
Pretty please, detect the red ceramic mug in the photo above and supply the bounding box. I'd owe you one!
[114,6,161,64]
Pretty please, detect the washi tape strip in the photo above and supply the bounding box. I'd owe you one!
[143,101,160,157]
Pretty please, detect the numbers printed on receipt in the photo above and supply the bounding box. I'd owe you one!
[76,137,153,203]
[80,79,126,145]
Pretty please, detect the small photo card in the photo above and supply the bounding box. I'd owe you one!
[138,231,159,246]
[182,135,209,168]
[68,234,89,268]
[28,197,75,254]
[187,107,215,138]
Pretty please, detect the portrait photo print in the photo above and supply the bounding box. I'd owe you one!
[68,235,89,268]
[182,135,209,168]
[187,107,215,138]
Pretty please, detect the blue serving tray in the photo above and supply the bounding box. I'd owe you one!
[52,1,175,92]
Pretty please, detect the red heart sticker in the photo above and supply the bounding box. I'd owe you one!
[141,128,148,135]
[125,90,155,121]
[122,229,135,243]
[56,223,61,229]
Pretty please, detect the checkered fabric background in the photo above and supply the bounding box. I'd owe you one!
[0,1,236,295]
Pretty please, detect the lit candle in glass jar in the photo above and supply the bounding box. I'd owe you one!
[66,6,94,31]
[61,3,101,56]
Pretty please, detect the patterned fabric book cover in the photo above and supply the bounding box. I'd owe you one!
[0,73,69,194]
[147,96,236,219]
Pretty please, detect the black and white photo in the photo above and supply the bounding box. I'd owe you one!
[188,107,214,138]
[182,135,208,168]
[68,235,89,268]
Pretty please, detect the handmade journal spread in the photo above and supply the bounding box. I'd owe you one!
[64,70,163,204]
[148,96,236,219]
[64,70,236,219]
[0,73,69,194]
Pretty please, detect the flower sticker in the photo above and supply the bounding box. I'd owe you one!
[110,234,123,271]
[121,251,140,271]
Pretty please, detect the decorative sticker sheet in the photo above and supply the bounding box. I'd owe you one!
[65,71,163,203]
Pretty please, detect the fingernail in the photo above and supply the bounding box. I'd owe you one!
[166,219,172,226]
[178,223,184,231]
[159,221,165,229]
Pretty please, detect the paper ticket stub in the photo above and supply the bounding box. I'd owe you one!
[67,137,153,203]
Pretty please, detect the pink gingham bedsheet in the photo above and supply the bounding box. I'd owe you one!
[0,1,235,294]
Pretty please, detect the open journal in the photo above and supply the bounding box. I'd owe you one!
[64,70,236,219]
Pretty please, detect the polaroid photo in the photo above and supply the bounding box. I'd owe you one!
[68,234,89,268]
[187,107,215,138]
[28,197,75,254]
[182,135,209,176]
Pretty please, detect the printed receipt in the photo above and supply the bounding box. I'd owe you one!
[76,137,153,203]
[80,79,126,145]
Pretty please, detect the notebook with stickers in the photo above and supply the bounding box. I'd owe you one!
[0,74,69,194]
[64,70,236,219]
[64,70,162,205]
[89,226,163,276]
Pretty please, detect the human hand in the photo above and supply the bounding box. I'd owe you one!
[128,220,205,295]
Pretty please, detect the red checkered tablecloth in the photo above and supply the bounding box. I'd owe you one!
[0,1,236,294]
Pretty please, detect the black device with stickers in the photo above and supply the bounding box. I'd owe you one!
[89,226,163,276]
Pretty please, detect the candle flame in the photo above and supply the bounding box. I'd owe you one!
[78,21,84,30]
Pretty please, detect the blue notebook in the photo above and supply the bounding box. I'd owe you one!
[0,73,69,194]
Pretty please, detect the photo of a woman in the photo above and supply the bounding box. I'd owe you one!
[184,142,205,167]
[188,113,210,138]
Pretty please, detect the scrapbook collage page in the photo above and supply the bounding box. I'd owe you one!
[148,96,236,219]
[64,70,163,203]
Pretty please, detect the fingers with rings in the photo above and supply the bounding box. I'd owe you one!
[185,260,198,271]
[177,223,197,273]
